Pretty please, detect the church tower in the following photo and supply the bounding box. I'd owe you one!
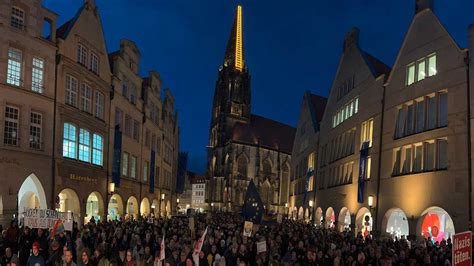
[209,5,251,149]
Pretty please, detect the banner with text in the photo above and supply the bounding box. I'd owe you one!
[453,231,472,266]
[23,208,73,231]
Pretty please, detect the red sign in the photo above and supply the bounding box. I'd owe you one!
[453,231,472,266]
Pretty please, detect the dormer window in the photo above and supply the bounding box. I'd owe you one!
[406,53,437,86]
[11,7,25,30]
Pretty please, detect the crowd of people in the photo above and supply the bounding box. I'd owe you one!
[0,212,456,265]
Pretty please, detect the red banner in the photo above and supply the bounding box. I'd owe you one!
[453,231,472,266]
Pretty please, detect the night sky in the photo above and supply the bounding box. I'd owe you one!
[43,0,474,173]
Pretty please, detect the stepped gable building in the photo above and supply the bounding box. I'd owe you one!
[207,5,296,213]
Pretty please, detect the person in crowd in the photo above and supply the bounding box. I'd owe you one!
[62,250,76,266]
[77,249,91,266]
[1,247,13,266]
[27,242,45,266]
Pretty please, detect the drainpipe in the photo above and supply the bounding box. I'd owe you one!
[374,82,386,236]
[465,47,473,231]
[105,83,114,220]
[51,52,59,210]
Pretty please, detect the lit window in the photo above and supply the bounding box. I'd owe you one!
[332,97,359,128]
[143,161,149,181]
[122,152,129,176]
[29,112,42,150]
[32,58,44,93]
[81,84,92,113]
[407,64,415,86]
[65,75,78,107]
[94,91,104,119]
[7,48,22,86]
[63,123,76,159]
[11,7,25,30]
[360,118,374,148]
[92,134,103,166]
[78,128,91,162]
[130,156,137,178]
[90,52,99,74]
[417,60,426,81]
[77,44,87,65]
[428,54,437,76]
[365,156,371,179]
[4,106,20,146]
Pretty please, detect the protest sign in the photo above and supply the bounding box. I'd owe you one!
[243,221,253,237]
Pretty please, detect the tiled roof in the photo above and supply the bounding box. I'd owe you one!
[362,51,391,77]
[232,114,296,154]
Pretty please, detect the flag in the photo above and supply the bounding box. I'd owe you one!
[192,227,208,265]
[358,141,370,203]
[50,219,64,239]
[149,150,155,193]
[157,233,165,261]
[261,212,278,225]
[302,168,314,208]
[242,180,264,224]
[112,125,122,187]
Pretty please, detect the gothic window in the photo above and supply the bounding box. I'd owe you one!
[262,159,272,179]
[237,156,248,178]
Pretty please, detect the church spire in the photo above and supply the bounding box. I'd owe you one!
[224,5,244,71]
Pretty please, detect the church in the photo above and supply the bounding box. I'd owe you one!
[207,5,296,213]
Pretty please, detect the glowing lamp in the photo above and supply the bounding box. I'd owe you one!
[161,194,165,200]
[368,195,374,208]
[108,182,115,194]
[309,200,314,207]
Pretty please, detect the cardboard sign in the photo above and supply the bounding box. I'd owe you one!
[243,221,253,237]
[23,208,73,231]
[453,231,472,266]
[257,241,267,253]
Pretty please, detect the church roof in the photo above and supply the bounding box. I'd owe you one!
[232,114,296,154]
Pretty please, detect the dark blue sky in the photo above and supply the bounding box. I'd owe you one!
[44,0,474,173]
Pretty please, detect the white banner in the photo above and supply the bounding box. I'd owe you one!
[23,208,73,231]
[257,241,267,253]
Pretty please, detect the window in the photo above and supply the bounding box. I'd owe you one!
[81,84,92,113]
[415,100,425,133]
[63,123,76,159]
[145,129,151,147]
[32,58,44,93]
[130,85,136,104]
[29,112,42,150]
[77,44,87,65]
[4,106,20,146]
[426,96,436,130]
[332,97,359,128]
[413,144,423,172]
[11,7,25,30]
[424,141,435,171]
[124,115,131,137]
[78,128,91,162]
[402,147,412,174]
[437,139,447,169]
[115,108,122,127]
[407,64,415,86]
[143,161,149,181]
[360,118,374,148]
[406,54,437,85]
[392,149,401,176]
[94,91,104,119]
[365,156,372,180]
[65,75,78,107]
[439,92,448,127]
[122,79,128,98]
[130,156,137,178]
[405,104,414,135]
[122,152,129,176]
[7,48,22,86]
[395,108,405,138]
[133,120,140,142]
[90,52,99,74]
[92,134,103,166]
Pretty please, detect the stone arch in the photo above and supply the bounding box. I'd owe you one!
[126,196,139,219]
[304,208,310,222]
[325,207,336,229]
[338,207,351,232]
[381,208,409,239]
[261,159,273,179]
[236,154,248,178]
[108,194,124,221]
[298,206,304,220]
[315,207,323,226]
[140,197,151,217]
[355,207,372,237]
[85,191,104,223]
[18,173,48,217]
[57,188,81,223]
[417,206,455,242]
[152,199,159,217]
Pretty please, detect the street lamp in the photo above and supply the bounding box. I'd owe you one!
[368,195,374,209]
[161,194,165,200]
[176,198,180,203]
[108,182,115,195]
[368,195,375,236]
